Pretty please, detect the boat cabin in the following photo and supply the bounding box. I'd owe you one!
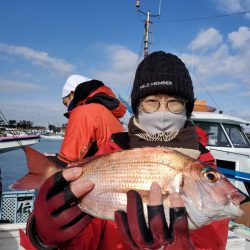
[192,102,250,197]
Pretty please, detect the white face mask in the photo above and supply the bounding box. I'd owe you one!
[137,109,187,134]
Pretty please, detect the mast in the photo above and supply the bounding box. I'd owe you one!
[144,11,150,57]
[136,0,161,57]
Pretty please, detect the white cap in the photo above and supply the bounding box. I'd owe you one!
[61,74,91,98]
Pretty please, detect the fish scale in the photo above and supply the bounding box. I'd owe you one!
[76,151,182,219]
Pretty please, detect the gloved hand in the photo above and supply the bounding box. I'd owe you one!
[26,168,94,249]
[115,182,194,250]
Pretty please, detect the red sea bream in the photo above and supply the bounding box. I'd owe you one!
[11,146,245,229]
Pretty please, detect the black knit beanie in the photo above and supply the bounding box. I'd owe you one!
[131,51,194,117]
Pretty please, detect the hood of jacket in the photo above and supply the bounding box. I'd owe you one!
[64,80,126,119]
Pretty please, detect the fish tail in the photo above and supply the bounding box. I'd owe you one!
[9,146,61,190]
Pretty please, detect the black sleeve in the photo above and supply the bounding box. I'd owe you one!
[46,155,68,168]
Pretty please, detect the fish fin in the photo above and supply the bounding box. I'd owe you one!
[9,146,61,190]
[168,147,201,159]
[168,173,184,194]
[9,174,43,191]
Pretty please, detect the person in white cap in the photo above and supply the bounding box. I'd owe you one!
[56,75,126,163]
[61,74,91,108]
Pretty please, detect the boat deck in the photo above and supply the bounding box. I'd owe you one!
[0,191,250,249]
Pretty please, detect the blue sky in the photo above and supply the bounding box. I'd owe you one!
[0,0,250,127]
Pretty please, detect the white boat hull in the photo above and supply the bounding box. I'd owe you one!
[0,223,25,250]
[0,136,41,154]
[40,135,64,140]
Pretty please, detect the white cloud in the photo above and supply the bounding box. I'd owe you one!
[181,25,250,121]
[189,28,223,51]
[181,44,229,78]
[214,0,250,12]
[90,45,139,89]
[228,26,250,49]
[240,91,250,96]
[234,108,250,122]
[105,45,139,73]
[182,26,250,86]
[11,70,32,78]
[0,78,41,92]
[195,82,237,93]
[0,43,75,75]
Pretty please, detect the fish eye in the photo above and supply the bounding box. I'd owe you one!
[202,168,220,183]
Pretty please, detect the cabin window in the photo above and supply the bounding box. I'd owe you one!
[193,121,230,147]
[223,124,250,148]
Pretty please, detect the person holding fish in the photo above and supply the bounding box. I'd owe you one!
[18,51,247,250]
[94,51,234,249]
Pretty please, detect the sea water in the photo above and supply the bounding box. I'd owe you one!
[0,139,62,191]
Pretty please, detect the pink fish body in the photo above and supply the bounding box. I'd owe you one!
[11,146,245,229]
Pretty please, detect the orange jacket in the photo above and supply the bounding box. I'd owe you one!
[58,85,126,163]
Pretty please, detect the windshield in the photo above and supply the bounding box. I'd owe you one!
[193,121,250,148]
[194,121,230,147]
[223,124,250,148]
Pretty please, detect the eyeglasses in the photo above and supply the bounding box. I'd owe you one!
[139,97,186,113]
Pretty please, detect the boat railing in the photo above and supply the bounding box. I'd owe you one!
[209,148,250,158]
[0,191,36,224]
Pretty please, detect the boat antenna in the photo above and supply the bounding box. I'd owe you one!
[136,0,161,57]
[118,1,162,119]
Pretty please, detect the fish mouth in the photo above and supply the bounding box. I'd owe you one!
[182,195,244,230]
[227,191,246,205]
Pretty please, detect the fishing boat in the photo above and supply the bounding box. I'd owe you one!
[40,134,64,140]
[40,130,64,140]
[191,100,250,197]
[0,129,41,154]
